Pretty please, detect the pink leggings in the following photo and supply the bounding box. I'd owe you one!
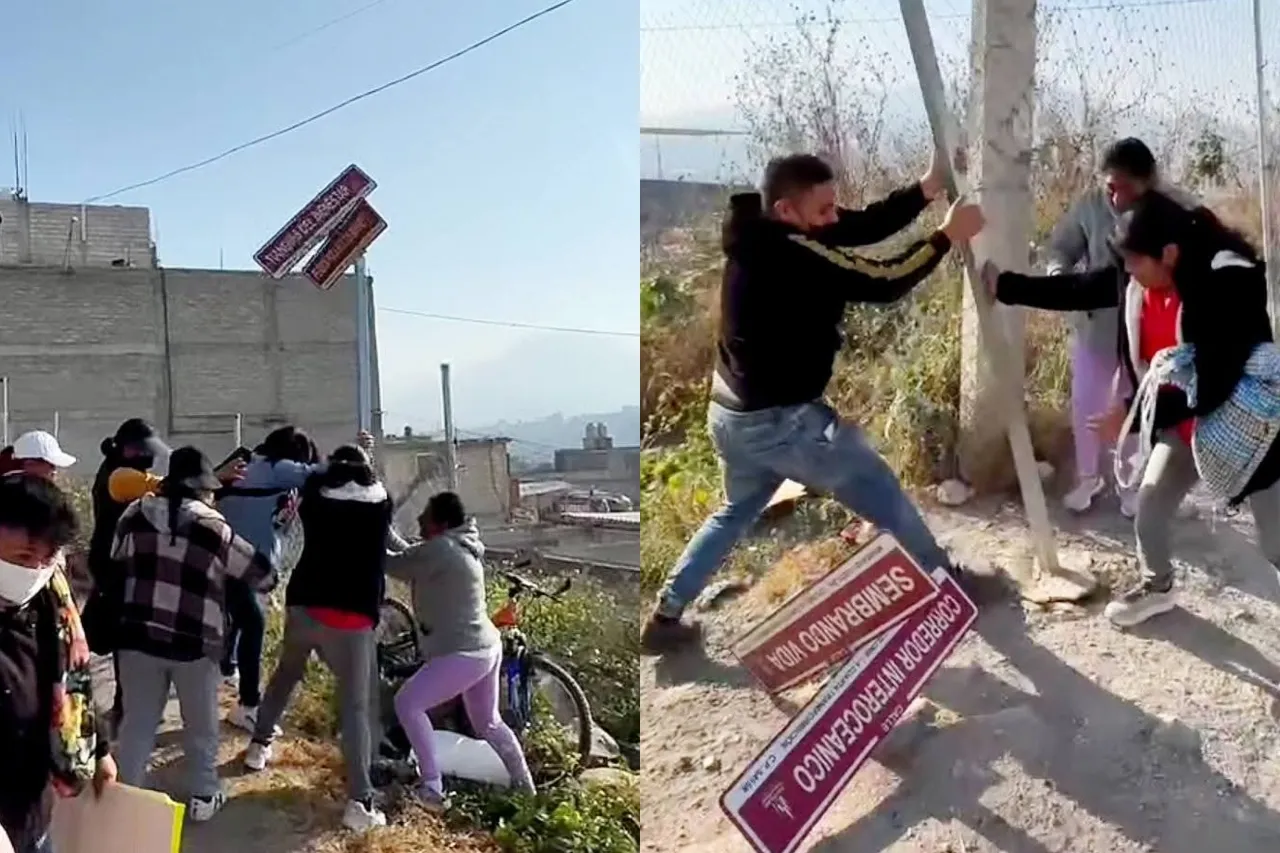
[393,647,535,795]
[1071,337,1139,484]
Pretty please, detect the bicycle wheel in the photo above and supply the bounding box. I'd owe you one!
[523,651,594,767]
[375,598,419,675]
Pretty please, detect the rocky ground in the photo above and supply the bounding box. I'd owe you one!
[641,490,1280,852]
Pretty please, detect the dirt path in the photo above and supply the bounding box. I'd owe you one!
[86,662,495,853]
[641,492,1280,852]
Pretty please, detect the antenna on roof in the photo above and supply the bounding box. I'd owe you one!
[10,117,18,197]
[19,111,29,198]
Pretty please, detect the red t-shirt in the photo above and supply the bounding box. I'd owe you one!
[307,607,375,631]
[1139,287,1194,446]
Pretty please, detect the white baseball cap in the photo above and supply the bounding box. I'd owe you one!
[12,430,77,468]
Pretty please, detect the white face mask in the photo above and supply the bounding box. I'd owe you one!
[0,556,57,607]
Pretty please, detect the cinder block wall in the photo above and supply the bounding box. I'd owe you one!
[0,199,154,268]
[0,264,362,472]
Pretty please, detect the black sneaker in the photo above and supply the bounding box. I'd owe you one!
[639,606,703,656]
[1103,580,1177,627]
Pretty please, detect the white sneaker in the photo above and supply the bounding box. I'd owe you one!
[1119,489,1138,519]
[1063,476,1106,513]
[342,798,387,832]
[228,704,282,737]
[188,791,227,822]
[1103,582,1177,627]
[222,670,240,689]
[244,741,272,772]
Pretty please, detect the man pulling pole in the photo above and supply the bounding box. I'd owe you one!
[641,150,985,654]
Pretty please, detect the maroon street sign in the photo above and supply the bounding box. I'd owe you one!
[731,533,940,694]
[303,200,387,291]
[720,569,977,853]
[253,164,376,278]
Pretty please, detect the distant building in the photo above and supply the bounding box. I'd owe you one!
[380,434,513,528]
[519,423,640,503]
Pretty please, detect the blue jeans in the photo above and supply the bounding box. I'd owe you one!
[659,401,951,615]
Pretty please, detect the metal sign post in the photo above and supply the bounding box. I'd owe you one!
[355,255,374,435]
[899,0,1060,576]
[1252,0,1280,337]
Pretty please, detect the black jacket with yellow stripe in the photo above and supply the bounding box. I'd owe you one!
[715,184,951,411]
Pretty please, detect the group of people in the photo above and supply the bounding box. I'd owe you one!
[0,420,535,853]
[642,136,1280,651]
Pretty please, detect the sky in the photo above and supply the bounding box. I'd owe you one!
[640,0,1279,181]
[1,0,639,432]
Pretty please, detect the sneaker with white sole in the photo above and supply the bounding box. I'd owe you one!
[1063,476,1106,513]
[342,797,387,831]
[188,791,227,822]
[228,704,282,737]
[1103,581,1177,627]
[244,741,272,772]
[415,787,451,815]
[1119,489,1138,519]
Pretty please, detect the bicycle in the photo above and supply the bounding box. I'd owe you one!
[375,569,595,768]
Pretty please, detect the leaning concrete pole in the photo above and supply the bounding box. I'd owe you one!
[899,0,1061,580]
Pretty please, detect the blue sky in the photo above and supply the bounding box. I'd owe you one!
[2,0,639,431]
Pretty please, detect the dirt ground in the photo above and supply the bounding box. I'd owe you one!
[84,660,496,853]
[640,489,1280,852]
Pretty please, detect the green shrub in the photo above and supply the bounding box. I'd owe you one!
[451,767,639,853]
[487,574,639,746]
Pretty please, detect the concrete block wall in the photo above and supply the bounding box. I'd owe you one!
[0,264,362,474]
[382,438,513,532]
[0,199,153,269]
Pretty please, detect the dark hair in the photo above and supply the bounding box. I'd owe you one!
[260,426,314,464]
[762,154,835,209]
[424,491,466,530]
[1101,138,1156,182]
[1114,191,1259,270]
[314,444,376,489]
[0,473,79,549]
[156,446,218,545]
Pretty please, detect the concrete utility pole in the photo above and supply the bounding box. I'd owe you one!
[902,0,1079,589]
[957,0,1036,491]
[441,363,459,491]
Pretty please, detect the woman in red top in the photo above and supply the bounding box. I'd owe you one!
[986,191,1280,629]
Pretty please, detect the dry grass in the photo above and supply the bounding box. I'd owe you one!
[238,741,501,853]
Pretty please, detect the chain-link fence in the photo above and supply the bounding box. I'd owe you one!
[642,0,1280,247]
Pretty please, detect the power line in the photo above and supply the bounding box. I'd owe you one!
[271,0,396,51]
[640,0,1221,32]
[379,305,639,338]
[84,0,580,203]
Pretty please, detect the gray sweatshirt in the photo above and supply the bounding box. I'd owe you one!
[1045,183,1200,353]
[385,519,501,658]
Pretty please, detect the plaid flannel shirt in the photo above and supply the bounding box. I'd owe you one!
[111,494,276,661]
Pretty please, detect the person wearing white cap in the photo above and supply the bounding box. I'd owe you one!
[6,431,76,482]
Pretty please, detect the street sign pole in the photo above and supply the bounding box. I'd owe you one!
[354,254,373,435]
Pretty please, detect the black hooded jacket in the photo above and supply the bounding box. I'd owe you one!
[715,184,952,411]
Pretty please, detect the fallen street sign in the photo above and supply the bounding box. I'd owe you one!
[254,164,376,278]
[720,569,977,853]
[303,200,388,290]
[732,533,939,694]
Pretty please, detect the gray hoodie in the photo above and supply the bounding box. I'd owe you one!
[385,519,501,658]
[1045,183,1201,353]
